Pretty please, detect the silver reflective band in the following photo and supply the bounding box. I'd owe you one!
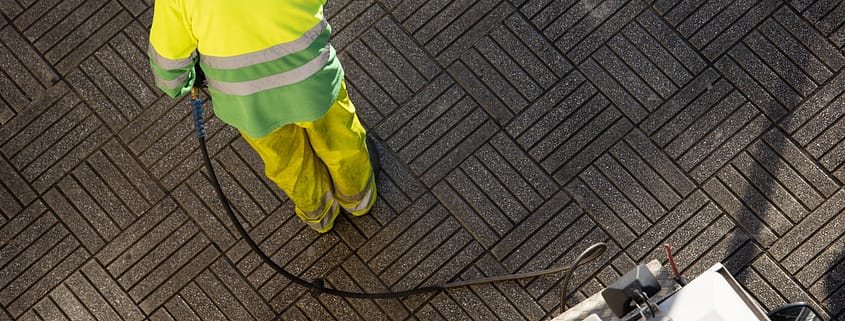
[207,45,330,96]
[148,44,196,70]
[200,19,328,70]
[336,174,375,212]
[299,190,335,220]
[155,71,190,90]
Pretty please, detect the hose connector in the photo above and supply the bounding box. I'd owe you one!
[190,88,205,138]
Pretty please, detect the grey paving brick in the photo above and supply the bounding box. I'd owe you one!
[583,163,652,226]
[613,136,685,209]
[772,189,845,261]
[702,177,778,247]
[609,31,678,99]
[798,0,845,47]
[0,214,63,289]
[701,0,780,60]
[328,0,383,51]
[461,155,531,221]
[138,243,219,314]
[507,71,589,141]
[32,298,70,321]
[490,133,559,198]
[579,58,649,123]
[42,188,105,253]
[715,53,788,121]
[596,153,667,220]
[50,3,131,75]
[806,238,845,299]
[787,212,845,284]
[489,194,573,268]
[0,0,22,19]
[434,176,501,249]
[367,204,449,273]
[5,247,88,318]
[55,175,121,241]
[176,174,238,249]
[357,193,437,261]
[80,260,145,321]
[95,197,177,266]
[419,116,499,187]
[728,43,803,108]
[503,14,573,80]
[560,0,646,63]
[545,106,632,183]
[505,206,592,273]
[0,201,52,266]
[347,40,414,105]
[0,27,53,101]
[629,191,715,260]
[689,108,771,183]
[328,257,410,321]
[47,283,98,321]
[758,19,834,85]
[449,60,516,126]
[730,152,808,222]
[460,44,532,115]
[592,46,663,112]
[744,31,817,97]
[783,68,845,141]
[393,231,484,293]
[116,218,197,290]
[752,254,828,313]
[425,0,513,65]
[93,44,158,108]
[64,270,124,321]
[566,177,636,247]
[746,131,833,209]
[677,218,751,278]
[475,142,547,210]
[0,157,36,217]
[381,217,464,286]
[376,73,455,140]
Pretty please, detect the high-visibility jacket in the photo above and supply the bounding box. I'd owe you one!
[148,0,343,138]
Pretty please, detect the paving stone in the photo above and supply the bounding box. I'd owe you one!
[582,52,653,122]
[433,179,503,249]
[0,26,54,108]
[329,256,410,321]
[771,189,845,261]
[0,156,36,218]
[475,142,547,211]
[789,214,845,285]
[566,177,636,247]
[627,192,717,260]
[702,177,779,247]
[797,0,845,47]
[80,260,145,321]
[594,150,666,221]
[3,0,845,319]
[715,52,788,121]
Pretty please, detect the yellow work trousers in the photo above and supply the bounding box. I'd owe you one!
[241,83,376,233]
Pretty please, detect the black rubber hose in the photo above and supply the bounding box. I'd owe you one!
[190,89,607,300]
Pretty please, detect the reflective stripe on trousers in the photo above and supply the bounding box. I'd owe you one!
[240,82,376,232]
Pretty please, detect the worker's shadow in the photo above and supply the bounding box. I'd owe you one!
[826,249,845,319]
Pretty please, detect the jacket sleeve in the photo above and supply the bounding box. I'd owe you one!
[148,0,198,98]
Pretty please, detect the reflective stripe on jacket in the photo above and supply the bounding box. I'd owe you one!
[148,0,343,138]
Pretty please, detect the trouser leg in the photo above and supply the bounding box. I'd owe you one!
[240,125,340,233]
[302,82,377,216]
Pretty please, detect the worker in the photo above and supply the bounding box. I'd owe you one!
[148,0,378,233]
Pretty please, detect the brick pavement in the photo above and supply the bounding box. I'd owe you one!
[1,0,844,320]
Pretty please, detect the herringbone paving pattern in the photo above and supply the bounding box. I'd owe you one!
[1,0,844,319]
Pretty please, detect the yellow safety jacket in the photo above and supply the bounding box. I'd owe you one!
[148,0,343,138]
